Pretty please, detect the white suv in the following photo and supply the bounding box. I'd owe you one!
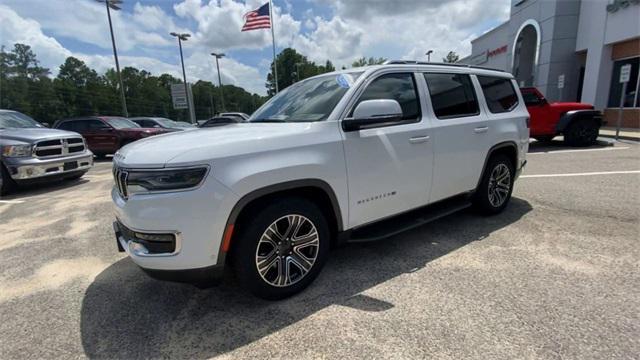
[112,62,529,299]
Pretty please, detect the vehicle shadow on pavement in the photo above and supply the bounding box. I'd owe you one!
[1,178,90,200]
[80,198,532,358]
[527,138,612,153]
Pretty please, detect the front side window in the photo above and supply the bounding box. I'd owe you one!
[477,76,519,113]
[608,57,639,108]
[87,120,109,130]
[352,73,420,120]
[105,117,140,129]
[521,90,542,106]
[424,73,479,119]
[251,72,363,123]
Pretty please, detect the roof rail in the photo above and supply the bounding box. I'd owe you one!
[382,60,507,73]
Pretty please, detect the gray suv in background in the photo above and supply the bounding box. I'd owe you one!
[0,110,93,195]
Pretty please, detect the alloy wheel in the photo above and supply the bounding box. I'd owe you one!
[488,163,511,207]
[255,214,320,287]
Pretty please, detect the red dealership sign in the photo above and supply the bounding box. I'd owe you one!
[488,45,507,57]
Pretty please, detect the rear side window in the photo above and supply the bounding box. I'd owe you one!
[354,73,420,120]
[423,73,479,119]
[477,76,519,113]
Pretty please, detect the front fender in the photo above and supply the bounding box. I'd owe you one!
[556,110,602,133]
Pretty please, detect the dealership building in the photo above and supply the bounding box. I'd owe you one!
[460,0,640,128]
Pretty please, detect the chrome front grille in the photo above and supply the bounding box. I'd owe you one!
[113,167,129,199]
[34,137,85,158]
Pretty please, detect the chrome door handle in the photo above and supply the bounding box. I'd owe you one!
[474,126,489,133]
[409,135,430,144]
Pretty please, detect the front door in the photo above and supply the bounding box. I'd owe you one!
[85,120,119,152]
[342,72,434,228]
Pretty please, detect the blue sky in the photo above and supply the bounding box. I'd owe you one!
[0,0,510,95]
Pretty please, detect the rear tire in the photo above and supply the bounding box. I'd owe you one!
[472,154,515,215]
[233,197,330,300]
[564,119,599,147]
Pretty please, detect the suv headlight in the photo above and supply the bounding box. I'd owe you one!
[2,144,33,157]
[125,167,209,195]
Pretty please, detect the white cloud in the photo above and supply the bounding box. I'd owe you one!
[2,0,186,52]
[0,3,267,95]
[1,0,512,95]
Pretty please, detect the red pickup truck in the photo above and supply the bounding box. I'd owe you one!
[521,87,603,146]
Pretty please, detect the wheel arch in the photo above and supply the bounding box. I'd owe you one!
[218,179,344,265]
[476,141,519,189]
[556,110,602,133]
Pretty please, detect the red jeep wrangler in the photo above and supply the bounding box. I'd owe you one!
[521,87,603,146]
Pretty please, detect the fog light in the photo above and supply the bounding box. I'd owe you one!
[134,232,175,242]
[129,241,149,255]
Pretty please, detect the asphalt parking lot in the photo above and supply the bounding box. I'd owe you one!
[1,139,639,359]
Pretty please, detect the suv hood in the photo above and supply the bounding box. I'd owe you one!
[115,122,321,168]
[0,128,81,143]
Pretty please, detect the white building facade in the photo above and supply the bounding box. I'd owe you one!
[461,0,640,128]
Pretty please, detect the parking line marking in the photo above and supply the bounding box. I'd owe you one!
[521,170,640,178]
[528,147,629,155]
[0,200,25,204]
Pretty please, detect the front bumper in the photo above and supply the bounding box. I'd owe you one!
[5,152,93,180]
[111,176,239,273]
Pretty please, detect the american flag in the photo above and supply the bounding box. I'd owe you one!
[241,2,271,31]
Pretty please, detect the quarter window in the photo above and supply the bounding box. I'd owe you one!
[477,76,519,113]
[354,73,420,120]
[424,73,479,119]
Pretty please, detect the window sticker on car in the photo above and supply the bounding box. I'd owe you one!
[336,74,354,89]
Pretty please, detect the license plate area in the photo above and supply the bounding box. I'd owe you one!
[63,161,78,171]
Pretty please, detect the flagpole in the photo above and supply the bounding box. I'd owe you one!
[269,0,279,93]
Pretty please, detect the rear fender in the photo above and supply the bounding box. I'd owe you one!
[556,110,603,133]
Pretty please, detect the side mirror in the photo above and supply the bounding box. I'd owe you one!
[343,99,403,131]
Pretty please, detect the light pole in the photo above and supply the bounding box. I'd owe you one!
[170,32,194,123]
[425,50,433,62]
[97,0,128,117]
[210,52,225,113]
[295,62,303,82]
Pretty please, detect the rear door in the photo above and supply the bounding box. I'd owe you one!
[341,71,434,228]
[424,72,489,203]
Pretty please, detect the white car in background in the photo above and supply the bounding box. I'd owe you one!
[111,61,529,299]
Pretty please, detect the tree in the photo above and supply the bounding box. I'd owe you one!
[351,56,386,68]
[0,42,267,123]
[265,48,337,96]
[442,51,460,63]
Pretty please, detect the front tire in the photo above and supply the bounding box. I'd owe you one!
[0,164,17,196]
[564,119,599,147]
[233,197,330,300]
[473,154,515,215]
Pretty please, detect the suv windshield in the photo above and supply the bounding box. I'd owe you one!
[0,111,44,129]
[106,117,140,129]
[250,72,362,123]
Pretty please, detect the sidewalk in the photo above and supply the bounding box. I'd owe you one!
[599,127,640,141]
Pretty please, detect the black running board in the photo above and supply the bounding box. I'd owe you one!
[344,195,472,243]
